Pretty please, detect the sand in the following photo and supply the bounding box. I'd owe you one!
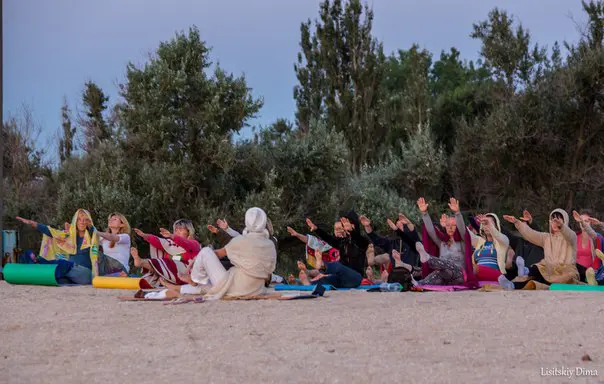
[0,281,602,384]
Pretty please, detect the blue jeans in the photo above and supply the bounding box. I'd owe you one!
[315,261,362,288]
[35,258,92,285]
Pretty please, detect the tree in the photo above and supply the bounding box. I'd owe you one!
[451,1,604,216]
[381,45,433,146]
[58,98,76,162]
[294,0,387,172]
[81,81,110,152]
[471,8,547,92]
[430,50,495,153]
[112,26,262,227]
[2,106,55,225]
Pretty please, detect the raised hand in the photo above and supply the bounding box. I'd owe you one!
[305,218,318,231]
[340,217,354,232]
[216,219,229,231]
[133,228,146,238]
[287,226,298,236]
[520,210,533,223]
[380,269,389,282]
[588,217,602,227]
[479,216,491,225]
[398,213,415,232]
[503,215,518,224]
[64,222,71,231]
[207,225,219,234]
[551,217,564,228]
[359,215,371,227]
[417,197,429,213]
[398,213,410,225]
[572,210,582,223]
[440,214,448,228]
[386,218,397,231]
[474,214,487,223]
[159,228,172,238]
[16,216,37,228]
[448,198,460,213]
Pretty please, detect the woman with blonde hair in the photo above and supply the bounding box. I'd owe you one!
[131,219,201,287]
[16,209,100,284]
[97,212,132,276]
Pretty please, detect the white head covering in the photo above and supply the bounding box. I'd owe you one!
[243,207,269,237]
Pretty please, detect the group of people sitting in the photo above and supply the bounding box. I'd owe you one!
[287,198,604,291]
[13,196,604,299]
[16,207,277,300]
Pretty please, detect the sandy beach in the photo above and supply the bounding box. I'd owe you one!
[0,281,602,384]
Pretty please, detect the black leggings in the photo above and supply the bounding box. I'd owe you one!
[576,263,587,282]
[504,261,519,281]
[513,265,549,289]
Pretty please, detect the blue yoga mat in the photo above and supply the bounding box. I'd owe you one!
[274,284,382,291]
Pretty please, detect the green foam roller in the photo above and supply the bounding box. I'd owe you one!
[549,283,604,291]
[3,263,59,286]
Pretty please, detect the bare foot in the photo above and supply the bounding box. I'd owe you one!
[297,260,307,272]
[118,271,128,277]
[287,274,296,284]
[366,266,375,281]
[586,267,597,286]
[131,247,142,268]
[415,242,430,264]
[380,269,389,282]
[299,270,311,286]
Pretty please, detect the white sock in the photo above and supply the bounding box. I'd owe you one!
[144,289,168,299]
[498,275,515,290]
[516,257,528,277]
[180,284,204,295]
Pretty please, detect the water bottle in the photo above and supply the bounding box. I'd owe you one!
[379,282,402,292]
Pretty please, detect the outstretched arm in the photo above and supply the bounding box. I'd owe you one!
[503,216,546,248]
[97,231,120,243]
[287,227,308,244]
[421,213,441,246]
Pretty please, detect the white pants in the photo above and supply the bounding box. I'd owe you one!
[194,247,229,286]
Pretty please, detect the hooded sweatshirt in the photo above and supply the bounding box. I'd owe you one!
[312,211,369,275]
[456,212,509,274]
[514,208,578,283]
[502,221,545,267]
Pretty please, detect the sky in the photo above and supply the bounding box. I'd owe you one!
[4,0,587,161]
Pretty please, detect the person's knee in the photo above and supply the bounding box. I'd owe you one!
[199,247,216,259]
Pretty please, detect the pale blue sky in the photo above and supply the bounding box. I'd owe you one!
[4,0,586,161]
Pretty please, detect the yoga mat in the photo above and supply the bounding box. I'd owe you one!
[274,284,383,291]
[274,284,335,291]
[3,263,58,286]
[93,276,151,290]
[416,284,470,292]
[337,284,383,291]
[118,296,173,302]
[549,284,604,291]
[223,293,318,300]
